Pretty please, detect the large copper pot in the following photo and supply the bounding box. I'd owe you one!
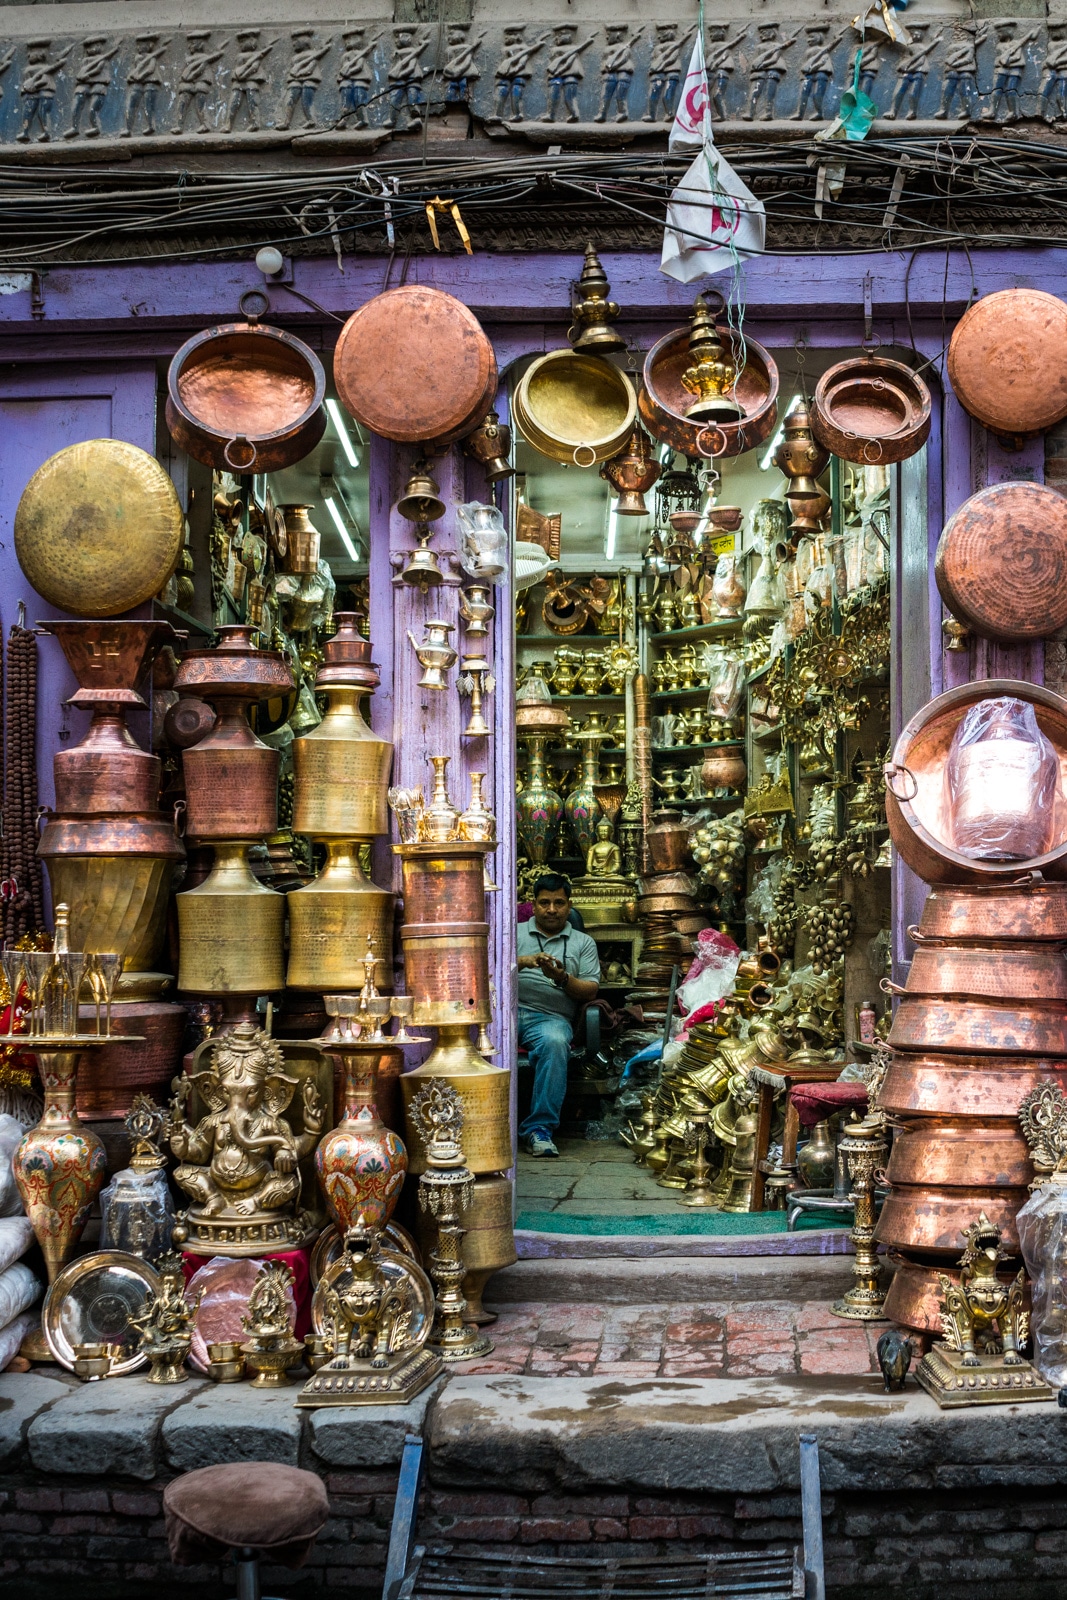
[902,942,1067,1003]
[177,841,285,995]
[645,810,690,872]
[890,995,1067,1057]
[947,288,1067,437]
[75,997,186,1121]
[286,842,395,992]
[175,626,294,841]
[166,319,326,473]
[398,842,489,928]
[881,1051,1067,1119]
[883,1253,1029,1337]
[915,880,1067,943]
[402,924,491,1028]
[885,1118,1032,1188]
[934,482,1067,646]
[333,286,497,446]
[875,1183,1027,1256]
[884,679,1067,885]
[292,614,392,841]
[811,355,931,465]
[640,325,778,460]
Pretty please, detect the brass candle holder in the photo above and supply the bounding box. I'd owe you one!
[830,1117,889,1322]
[410,1080,493,1362]
[678,1113,718,1209]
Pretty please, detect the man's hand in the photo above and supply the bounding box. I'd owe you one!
[537,954,568,986]
[517,954,543,971]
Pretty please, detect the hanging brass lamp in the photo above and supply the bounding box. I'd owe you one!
[568,243,626,354]
[680,294,743,425]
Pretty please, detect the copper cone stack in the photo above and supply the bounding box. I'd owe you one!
[878,879,1067,1333]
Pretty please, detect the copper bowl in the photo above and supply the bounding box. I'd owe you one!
[639,327,779,460]
[875,1183,1026,1256]
[890,995,1067,1057]
[883,1253,1028,1336]
[947,288,1067,436]
[902,941,1067,1003]
[811,355,931,465]
[881,1051,1067,1119]
[885,1118,1032,1188]
[166,322,326,473]
[916,880,1067,943]
[935,482,1067,645]
[884,679,1067,885]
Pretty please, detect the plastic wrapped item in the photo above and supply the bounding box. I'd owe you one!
[456,502,508,582]
[945,697,1060,860]
[0,1114,26,1218]
[677,928,741,1016]
[1017,1183,1067,1387]
[0,1260,41,1331]
[186,1255,296,1372]
[99,1167,175,1260]
[0,1310,36,1371]
[0,1217,34,1274]
[704,647,745,721]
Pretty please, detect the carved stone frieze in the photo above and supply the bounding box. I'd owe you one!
[0,19,1063,149]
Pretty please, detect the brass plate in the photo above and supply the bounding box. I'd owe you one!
[42,1250,159,1373]
[15,439,184,618]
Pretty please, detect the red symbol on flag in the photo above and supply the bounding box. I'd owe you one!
[683,81,708,127]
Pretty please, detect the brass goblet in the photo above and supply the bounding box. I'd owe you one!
[390,994,429,1045]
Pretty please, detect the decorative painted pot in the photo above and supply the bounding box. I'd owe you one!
[15,1047,107,1284]
[516,734,563,865]
[316,1043,408,1236]
[564,725,608,860]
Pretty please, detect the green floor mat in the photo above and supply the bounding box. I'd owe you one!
[515,1209,850,1235]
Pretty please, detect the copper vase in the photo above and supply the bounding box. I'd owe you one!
[600,426,662,516]
[315,1041,408,1236]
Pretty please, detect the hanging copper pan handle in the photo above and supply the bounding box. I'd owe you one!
[883,761,918,802]
[239,288,269,323]
[572,444,598,468]
[35,805,52,836]
[880,977,907,996]
[223,435,258,472]
[906,924,925,943]
[173,798,186,840]
[695,425,728,460]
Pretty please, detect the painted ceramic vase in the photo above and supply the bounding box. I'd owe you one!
[15,1047,107,1282]
[516,734,563,866]
[316,1043,407,1235]
[564,725,609,861]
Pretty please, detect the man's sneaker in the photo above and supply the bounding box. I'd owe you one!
[524,1130,560,1158]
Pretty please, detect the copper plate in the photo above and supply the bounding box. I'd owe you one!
[902,941,1067,1003]
[875,1183,1026,1255]
[881,1052,1067,1119]
[639,327,779,459]
[884,679,1067,885]
[811,355,931,465]
[334,286,497,445]
[42,1250,159,1374]
[885,1118,1032,1188]
[883,1254,1027,1336]
[916,880,1067,943]
[15,439,184,618]
[947,288,1067,435]
[890,995,1067,1056]
[935,482,1067,644]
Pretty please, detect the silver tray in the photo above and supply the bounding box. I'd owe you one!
[42,1251,160,1374]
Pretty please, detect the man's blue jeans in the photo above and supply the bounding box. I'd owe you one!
[518,1005,573,1138]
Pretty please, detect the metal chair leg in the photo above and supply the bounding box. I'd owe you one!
[383,1434,426,1600]
[799,1433,825,1600]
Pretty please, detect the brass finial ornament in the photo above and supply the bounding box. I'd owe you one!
[829,1115,889,1322]
[915,1212,1053,1407]
[680,294,741,425]
[411,1079,494,1362]
[568,242,625,353]
[398,460,447,590]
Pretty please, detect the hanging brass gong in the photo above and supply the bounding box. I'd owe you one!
[15,439,184,617]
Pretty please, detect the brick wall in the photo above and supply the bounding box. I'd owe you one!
[4,1470,1067,1600]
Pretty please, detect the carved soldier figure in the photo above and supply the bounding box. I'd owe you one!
[935,23,983,120]
[792,25,848,120]
[122,34,169,137]
[171,32,222,135]
[989,21,1040,124]
[224,30,277,135]
[853,38,881,101]
[0,44,13,101]
[385,26,430,130]
[884,25,938,121]
[276,30,333,131]
[1040,22,1067,123]
[65,35,119,139]
[542,24,597,124]
[743,25,797,122]
[596,25,641,124]
[494,27,549,123]
[338,30,377,128]
[707,26,747,123]
[644,23,696,123]
[442,25,485,107]
[17,39,72,143]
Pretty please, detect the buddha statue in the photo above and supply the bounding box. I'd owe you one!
[570,818,636,928]
[586,818,625,879]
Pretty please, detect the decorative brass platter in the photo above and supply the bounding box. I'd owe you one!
[947,288,1067,435]
[42,1249,159,1373]
[514,350,637,466]
[15,439,184,617]
[935,482,1067,643]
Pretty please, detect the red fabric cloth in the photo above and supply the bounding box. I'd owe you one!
[789,1081,869,1129]
[182,1244,314,1339]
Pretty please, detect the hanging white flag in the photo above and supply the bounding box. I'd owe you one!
[660,141,766,282]
[669,30,712,151]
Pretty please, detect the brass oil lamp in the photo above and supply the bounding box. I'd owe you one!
[397,461,446,591]
[773,406,830,504]
[568,242,626,354]
[680,295,742,425]
[600,425,662,517]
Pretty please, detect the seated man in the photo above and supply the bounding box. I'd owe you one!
[516,874,601,1158]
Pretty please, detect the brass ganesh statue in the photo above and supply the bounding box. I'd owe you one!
[168,1023,324,1255]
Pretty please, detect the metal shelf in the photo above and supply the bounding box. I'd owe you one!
[649,619,744,644]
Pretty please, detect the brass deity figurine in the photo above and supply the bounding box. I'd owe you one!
[916,1212,1053,1407]
[241,1260,303,1387]
[570,817,635,928]
[129,1252,202,1384]
[168,1023,324,1255]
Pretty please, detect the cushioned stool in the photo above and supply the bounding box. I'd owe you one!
[163,1461,330,1600]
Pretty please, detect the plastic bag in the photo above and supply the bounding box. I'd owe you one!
[677,928,741,1015]
[945,697,1060,860]
[0,1114,26,1218]
[704,647,745,721]
[99,1167,175,1260]
[456,502,508,582]
[1017,1183,1067,1387]
[0,1260,41,1331]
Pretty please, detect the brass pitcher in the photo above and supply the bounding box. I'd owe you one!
[177,842,285,995]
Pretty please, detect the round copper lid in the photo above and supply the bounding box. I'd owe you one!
[935,482,1067,643]
[947,289,1067,435]
[333,286,497,444]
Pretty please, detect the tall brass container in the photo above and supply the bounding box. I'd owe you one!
[287,614,395,989]
[177,841,286,995]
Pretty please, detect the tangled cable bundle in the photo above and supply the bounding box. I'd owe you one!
[2,623,44,943]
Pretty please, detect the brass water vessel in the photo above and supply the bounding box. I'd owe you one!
[177,841,285,995]
[287,843,394,992]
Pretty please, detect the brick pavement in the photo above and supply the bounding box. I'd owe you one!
[465,1297,881,1378]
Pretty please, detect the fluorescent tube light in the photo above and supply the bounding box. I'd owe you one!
[324,495,359,560]
[606,506,618,561]
[326,399,360,468]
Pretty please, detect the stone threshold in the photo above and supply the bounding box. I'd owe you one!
[515,1227,853,1259]
[488,1252,853,1305]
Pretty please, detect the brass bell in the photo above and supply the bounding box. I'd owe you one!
[397,462,446,525]
[568,242,626,354]
[400,535,444,591]
[680,294,742,425]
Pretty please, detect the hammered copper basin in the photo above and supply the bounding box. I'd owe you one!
[640,327,778,459]
[935,482,1067,645]
[811,355,931,465]
[885,679,1067,885]
[890,995,1067,1056]
[948,288,1067,436]
[885,1119,1032,1188]
[881,1052,1067,1119]
[916,880,1067,943]
[167,323,327,472]
[884,1254,1028,1335]
[903,942,1067,1003]
[875,1183,1026,1255]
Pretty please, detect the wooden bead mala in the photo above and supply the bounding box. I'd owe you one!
[2,621,45,943]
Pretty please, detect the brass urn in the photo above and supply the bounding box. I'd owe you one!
[177,841,286,995]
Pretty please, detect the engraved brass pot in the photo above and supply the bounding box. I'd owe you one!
[915,880,1067,943]
[177,841,285,995]
[166,320,327,473]
[461,409,514,483]
[292,614,392,840]
[646,809,690,872]
[280,504,321,576]
[398,841,490,929]
[401,1043,511,1176]
[514,350,637,467]
[42,851,176,973]
[875,1184,1027,1256]
[287,842,395,992]
[75,999,186,1121]
[600,426,662,515]
[175,626,294,841]
[881,1052,1067,1120]
[401,925,491,1027]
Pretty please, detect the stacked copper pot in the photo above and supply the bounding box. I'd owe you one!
[628,809,702,1025]
[878,680,1067,1332]
[37,620,188,1117]
[174,625,293,1019]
